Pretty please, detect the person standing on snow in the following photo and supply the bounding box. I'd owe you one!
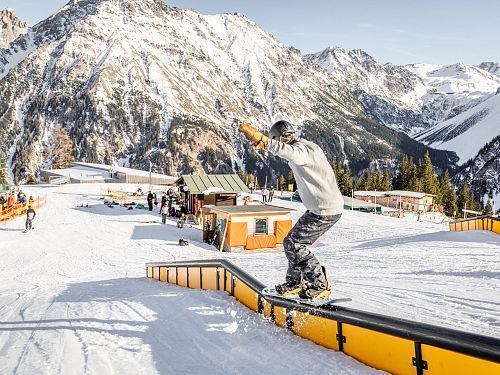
[239,120,344,301]
[262,186,269,203]
[147,191,154,211]
[25,206,36,232]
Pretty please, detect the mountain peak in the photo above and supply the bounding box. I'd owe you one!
[0,8,28,48]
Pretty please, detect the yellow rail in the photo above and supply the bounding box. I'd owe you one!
[146,260,500,375]
[449,216,500,235]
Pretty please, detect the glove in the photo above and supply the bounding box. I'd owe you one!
[239,123,269,150]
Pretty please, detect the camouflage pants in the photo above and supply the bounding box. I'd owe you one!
[284,211,342,286]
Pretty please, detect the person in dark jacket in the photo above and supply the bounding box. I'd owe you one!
[147,191,154,211]
[25,207,36,232]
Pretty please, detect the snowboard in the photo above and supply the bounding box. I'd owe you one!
[262,287,351,307]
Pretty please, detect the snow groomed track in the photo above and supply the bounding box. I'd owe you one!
[146,260,500,375]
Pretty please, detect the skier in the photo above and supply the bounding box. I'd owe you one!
[147,191,154,211]
[25,206,36,232]
[239,120,344,301]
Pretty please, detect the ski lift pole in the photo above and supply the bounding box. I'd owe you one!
[149,161,152,191]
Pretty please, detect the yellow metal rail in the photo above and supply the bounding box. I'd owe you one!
[449,216,500,235]
[146,260,500,375]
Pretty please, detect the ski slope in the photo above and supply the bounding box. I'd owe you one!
[1,183,499,374]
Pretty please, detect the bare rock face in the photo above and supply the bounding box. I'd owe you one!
[0,8,28,49]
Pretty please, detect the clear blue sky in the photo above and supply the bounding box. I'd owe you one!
[2,0,499,65]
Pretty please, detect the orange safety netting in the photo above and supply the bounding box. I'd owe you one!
[0,194,47,223]
[274,220,292,244]
[246,235,277,250]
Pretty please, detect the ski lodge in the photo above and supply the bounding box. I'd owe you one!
[354,190,436,212]
[202,204,293,252]
[40,162,176,185]
[175,174,250,213]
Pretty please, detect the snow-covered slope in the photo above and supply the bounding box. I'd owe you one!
[0,8,28,48]
[0,0,456,184]
[0,183,498,374]
[307,47,500,136]
[478,62,500,78]
[416,92,500,163]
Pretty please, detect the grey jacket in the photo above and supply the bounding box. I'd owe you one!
[268,138,344,215]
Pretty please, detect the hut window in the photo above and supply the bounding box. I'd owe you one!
[255,218,268,234]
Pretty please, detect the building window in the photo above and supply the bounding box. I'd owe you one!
[255,218,268,235]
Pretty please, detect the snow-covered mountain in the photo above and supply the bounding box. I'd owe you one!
[306,47,500,136]
[0,0,455,184]
[0,8,28,48]
[456,134,500,207]
[478,62,500,78]
[415,92,500,163]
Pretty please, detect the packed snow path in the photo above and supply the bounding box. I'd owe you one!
[1,184,499,374]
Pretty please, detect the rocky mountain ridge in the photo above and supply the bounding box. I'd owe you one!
[0,8,28,49]
[0,0,455,184]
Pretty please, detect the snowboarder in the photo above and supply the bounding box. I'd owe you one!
[25,206,36,232]
[147,191,154,211]
[239,120,344,301]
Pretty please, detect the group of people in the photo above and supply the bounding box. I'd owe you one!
[261,186,275,203]
[0,190,34,212]
[0,190,37,232]
[152,188,189,225]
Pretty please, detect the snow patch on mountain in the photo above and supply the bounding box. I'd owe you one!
[478,62,500,78]
[416,93,500,163]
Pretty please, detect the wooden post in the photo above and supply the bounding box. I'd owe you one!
[219,219,229,252]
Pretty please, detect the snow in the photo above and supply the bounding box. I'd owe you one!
[416,93,500,163]
[0,183,498,373]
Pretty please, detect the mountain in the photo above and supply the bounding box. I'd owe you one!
[0,8,28,48]
[415,92,500,163]
[306,47,500,136]
[0,0,455,184]
[478,62,500,78]
[454,135,500,207]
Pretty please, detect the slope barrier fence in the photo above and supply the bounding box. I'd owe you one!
[146,259,499,375]
[449,215,500,235]
[0,194,47,223]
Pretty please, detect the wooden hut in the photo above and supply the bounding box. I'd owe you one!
[175,174,250,213]
[202,205,293,252]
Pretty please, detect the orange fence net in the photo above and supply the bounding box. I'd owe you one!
[0,194,47,223]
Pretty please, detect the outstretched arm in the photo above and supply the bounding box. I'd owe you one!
[239,123,269,150]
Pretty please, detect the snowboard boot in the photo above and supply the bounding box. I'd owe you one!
[298,266,331,301]
[275,280,304,296]
[298,281,331,301]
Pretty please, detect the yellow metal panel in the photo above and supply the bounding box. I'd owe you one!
[262,299,272,319]
[274,306,287,328]
[201,268,217,290]
[167,267,176,284]
[152,267,160,280]
[146,267,153,278]
[177,267,188,287]
[233,280,258,312]
[492,219,500,234]
[467,220,474,231]
[225,271,232,293]
[218,268,226,291]
[293,312,339,351]
[159,267,168,282]
[188,267,201,289]
[343,324,416,375]
[478,219,484,230]
[421,344,500,375]
[449,223,455,231]
[485,218,491,231]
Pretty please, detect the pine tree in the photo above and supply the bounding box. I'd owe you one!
[353,177,362,192]
[439,170,457,217]
[372,168,383,190]
[278,175,287,191]
[338,163,353,196]
[484,199,493,215]
[381,169,391,191]
[287,170,295,190]
[457,182,470,218]
[396,155,418,191]
[360,168,373,190]
[419,151,438,196]
[49,126,74,169]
